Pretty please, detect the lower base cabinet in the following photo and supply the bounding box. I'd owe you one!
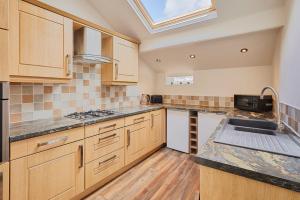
[125,120,150,165]
[10,140,84,200]
[85,148,125,188]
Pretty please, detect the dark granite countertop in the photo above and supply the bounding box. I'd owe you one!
[194,110,300,192]
[10,105,164,142]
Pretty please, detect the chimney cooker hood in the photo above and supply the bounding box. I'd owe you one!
[74,27,112,64]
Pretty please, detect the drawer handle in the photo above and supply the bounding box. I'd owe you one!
[99,155,117,165]
[37,136,68,148]
[79,145,84,168]
[99,123,117,133]
[134,117,145,123]
[127,129,130,147]
[98,133,117,143]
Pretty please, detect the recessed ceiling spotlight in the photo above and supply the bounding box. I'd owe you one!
[189,54,196,59]
[156,58,161,63]
[240,48,248,53]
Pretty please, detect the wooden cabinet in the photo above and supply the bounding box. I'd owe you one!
[125,120,150,165]
[102,36,139,85]
[200,165,300,200]
[9,0,73,82]
[0,162,9,200]
[10,140,84,200]
[0,29,8,81]
[0,0,8,30]
[148,110,164,151]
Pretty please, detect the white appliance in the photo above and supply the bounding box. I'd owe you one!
[167,109,189,153]
[198,112,226,149]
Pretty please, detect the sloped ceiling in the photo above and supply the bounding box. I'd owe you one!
[140,29,280,73]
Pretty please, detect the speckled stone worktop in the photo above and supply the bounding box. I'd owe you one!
[193,109,300,193]
[10,105,164,142]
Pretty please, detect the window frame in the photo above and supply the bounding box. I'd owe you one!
[131,0,217,29]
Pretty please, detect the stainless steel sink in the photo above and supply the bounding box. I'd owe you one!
[214,118,300,158]
[228,118,277,130]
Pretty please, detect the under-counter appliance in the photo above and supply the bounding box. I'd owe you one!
[167,109,189,153]
[150,95,163,104]
[0,82,9,200]
[234,94,273,112]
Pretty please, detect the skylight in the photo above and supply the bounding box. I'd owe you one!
[127,0,217,33]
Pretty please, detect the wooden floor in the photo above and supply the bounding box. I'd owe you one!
[85,148,200,200]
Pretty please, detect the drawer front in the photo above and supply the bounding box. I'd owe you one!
[150,109,162,117]
[85,118,124,138]
[10,127,84,160]
[85,128,124,163]
[125,112,150,126]
[85,148,124,189]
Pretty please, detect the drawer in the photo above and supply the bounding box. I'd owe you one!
[10,127,84,160]
[125,112,150,126]
[85,128,124,163]
[150,109,162,116]
[85,148,124,189]
[85,118,124,138]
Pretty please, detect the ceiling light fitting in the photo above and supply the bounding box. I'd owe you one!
[189,55,196,59]
[240,48,248,53]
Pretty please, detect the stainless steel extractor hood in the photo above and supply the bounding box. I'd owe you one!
[73,27,112,64]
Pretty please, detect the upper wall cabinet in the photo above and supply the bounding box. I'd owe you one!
[0,0,8,30]
[102,36,139,85]
[9,0,73,82]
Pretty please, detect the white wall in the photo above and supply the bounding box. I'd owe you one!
[275,0,300,109]
[138,59,156,95]
[40,0,113,30]
[155,66,273,96]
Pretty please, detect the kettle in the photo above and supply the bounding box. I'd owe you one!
[140,94,150,105]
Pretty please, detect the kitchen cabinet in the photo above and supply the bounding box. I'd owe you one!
[0,162,9,200]
[0,29,8,81]
[0,0,8,30]
[102,36,139,85]
[9,0,73,82]
[10,140,84,200]
[200,165,300,200]
[125,120,150,165]
[148,109,165,151]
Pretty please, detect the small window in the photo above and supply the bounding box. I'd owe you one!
[166,75,194,86]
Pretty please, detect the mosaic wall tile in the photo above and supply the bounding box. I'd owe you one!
[10,63,139,124]
[162,95,234,108]
[280,103,300,134]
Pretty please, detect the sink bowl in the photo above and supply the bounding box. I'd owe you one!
[214,118,300,158]
[228,118,277,130]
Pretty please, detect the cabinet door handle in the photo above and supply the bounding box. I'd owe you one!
[37,136,68,148]
[98,133,117,143]
[151,114,154,128]
[79,145,84,168]
[99,155,117,166]
[115,63,119,80]
[134,117,144,123]
[66,54,72,76]
[127,129,130,147]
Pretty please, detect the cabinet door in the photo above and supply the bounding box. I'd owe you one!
[9,0,73,79]
[10,141,84,200]
[149,110,162,151]
[0,162,9,200]
[0,0,8,29]
[125,121,149,165]
[0,29,8,81]
[113,37,138,82]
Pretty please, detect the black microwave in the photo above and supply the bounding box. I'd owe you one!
[234,95,273,112]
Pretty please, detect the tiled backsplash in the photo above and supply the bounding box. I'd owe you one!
[281,103,300,134]
[10,64,139,124]
[162,95,234,107]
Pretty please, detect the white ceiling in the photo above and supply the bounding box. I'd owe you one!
[88,0,285,41]
[140,29,280,73]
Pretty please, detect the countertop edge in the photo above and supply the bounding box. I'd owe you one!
[194,156,300,192]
